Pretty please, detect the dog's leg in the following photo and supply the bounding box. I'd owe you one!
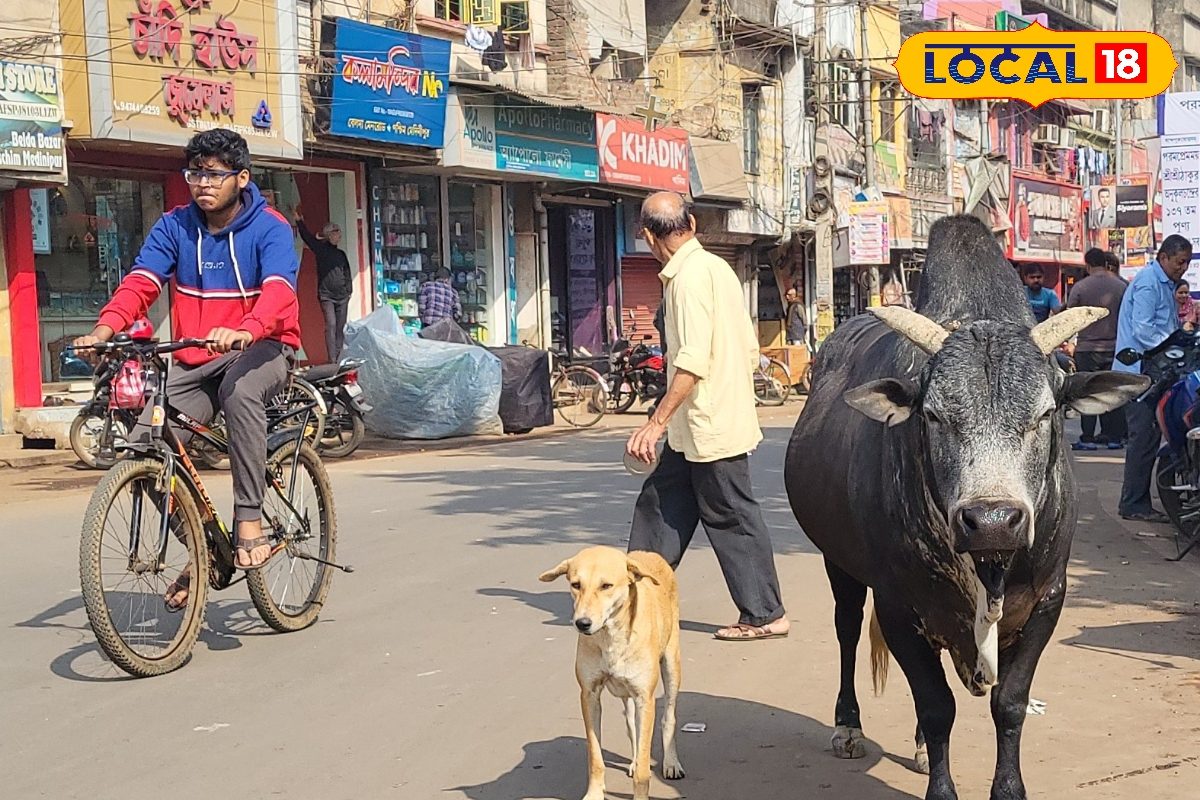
[624,697,638,778]
[660,639,685,780]
[632,692,656,800]
[581,688,606,800]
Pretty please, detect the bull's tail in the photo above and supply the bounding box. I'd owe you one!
[869,607,890,696]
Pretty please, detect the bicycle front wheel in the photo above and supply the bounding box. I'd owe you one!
[79,458,209,677]
[247,441,337,632]
[755,360,792,406]
[553,367,608,428]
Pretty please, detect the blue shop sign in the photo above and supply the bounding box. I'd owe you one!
[330,19,451,148]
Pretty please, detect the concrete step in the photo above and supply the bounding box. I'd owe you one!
[0,448,77,469]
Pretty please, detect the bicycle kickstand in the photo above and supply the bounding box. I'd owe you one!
[291,550,355,573]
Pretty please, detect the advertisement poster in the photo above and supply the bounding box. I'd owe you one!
[1009,174,1084,264]
[848,200,890,265]
[28,187,51,253]
[330,19,451,148]
[0,59,65,179]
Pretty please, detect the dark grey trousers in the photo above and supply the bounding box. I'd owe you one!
[628,445,785,626]
[137,341,290,522]
[320,298,349,363]
[1076,350,1127,441]
[1119,398,1160,517]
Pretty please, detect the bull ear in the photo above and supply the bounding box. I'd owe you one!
[1061,371,1150,415]
[844,378,919,426]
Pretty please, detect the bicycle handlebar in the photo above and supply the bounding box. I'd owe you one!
[71,338,247,356]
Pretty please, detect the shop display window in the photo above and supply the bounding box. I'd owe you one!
[371,174,441,336]
[448,182,495,344]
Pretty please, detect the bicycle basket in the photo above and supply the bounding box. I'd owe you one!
[109,359,148,410]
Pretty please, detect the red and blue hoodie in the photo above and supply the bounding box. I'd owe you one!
[97,182,301,366]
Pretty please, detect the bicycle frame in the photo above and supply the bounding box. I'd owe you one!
[117,347,325,591]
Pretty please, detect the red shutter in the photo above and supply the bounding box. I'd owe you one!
[620,255,663,345]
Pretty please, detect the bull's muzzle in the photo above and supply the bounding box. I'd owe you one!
[952,501,1028,554]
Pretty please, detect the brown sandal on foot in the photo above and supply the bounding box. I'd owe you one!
[234,535,275,571]
[164,574,190,613]
[713,623,789,642]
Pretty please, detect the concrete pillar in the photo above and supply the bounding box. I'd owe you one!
[2,189,42,409]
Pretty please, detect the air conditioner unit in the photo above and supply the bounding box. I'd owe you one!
[1033,124,1061,145]
[1058,128,1077,149]
[1092,108,1112,132]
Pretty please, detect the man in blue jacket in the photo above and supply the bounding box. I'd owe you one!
[1113,234,1194,522]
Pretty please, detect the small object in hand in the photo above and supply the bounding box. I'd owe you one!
[624,448,658,476]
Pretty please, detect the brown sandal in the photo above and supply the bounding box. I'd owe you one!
[713,623,789,642]
[164,573,190,613]
[234,535,275,571]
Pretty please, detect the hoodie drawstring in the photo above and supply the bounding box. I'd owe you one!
[229,229,248,302]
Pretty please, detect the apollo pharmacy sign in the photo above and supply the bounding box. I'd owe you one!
[596,113,689,192]
[894,23,1176,107]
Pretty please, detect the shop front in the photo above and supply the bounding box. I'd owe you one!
[1,50,67,419]
[1008,172,1085,296]
[441,87,605,350]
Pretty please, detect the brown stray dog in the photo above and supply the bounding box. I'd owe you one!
[540,546,684,800]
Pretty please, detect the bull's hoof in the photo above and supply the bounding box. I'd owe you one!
[914,746,931,775]
[831,725,867,759]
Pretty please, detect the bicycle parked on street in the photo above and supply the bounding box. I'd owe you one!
[523,341,610,428]
[75,334,351,678]
[753,355,793,406]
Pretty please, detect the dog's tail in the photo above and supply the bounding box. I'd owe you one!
[869,606,890,696]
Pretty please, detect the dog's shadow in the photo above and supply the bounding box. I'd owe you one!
[447,691,918,800]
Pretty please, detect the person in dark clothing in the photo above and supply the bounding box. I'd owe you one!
[784,287,807,346]
[294,210,353,362]
[1068,247,1128,450]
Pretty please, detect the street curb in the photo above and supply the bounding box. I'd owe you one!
[0,450,79,469]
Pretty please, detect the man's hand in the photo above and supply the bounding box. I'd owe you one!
[206,327,253,354]
[626,417,666,465]
[72,325,115,356]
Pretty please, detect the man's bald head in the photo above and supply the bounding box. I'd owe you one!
[640,192,695,263]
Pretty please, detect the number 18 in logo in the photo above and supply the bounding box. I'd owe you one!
[1095,43,1148,83]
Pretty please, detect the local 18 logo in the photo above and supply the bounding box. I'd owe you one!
[894,23,1176,108]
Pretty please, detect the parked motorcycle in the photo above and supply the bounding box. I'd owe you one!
[295,358,372,458]
[1117,330,1200,560]
[606,337,666,414]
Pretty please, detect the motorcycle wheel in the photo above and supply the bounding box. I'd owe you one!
[70,411,130,470]
[1156,455,1197,542]
[319,399,366,459]
[189,438,231,470]
[609,380,638,414]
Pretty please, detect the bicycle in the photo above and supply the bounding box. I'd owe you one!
[76,335,351,678]
[753,356,793,406]
[551,351,609,428]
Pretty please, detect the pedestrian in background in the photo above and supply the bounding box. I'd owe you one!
[1022,264,1061,322]
[1105,251,1127,283]
[626,191,788,642]
[1114,235,1194,523]
[1176,280,1198,332]
[784,286,807,347]
[1068,248,1128,451]
[418,268,462,328]
[294,209,353,362]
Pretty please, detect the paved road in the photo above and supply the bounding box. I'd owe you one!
[1,412,1198,799]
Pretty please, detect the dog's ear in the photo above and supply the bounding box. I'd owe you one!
[627,559,660,585]
[539,559,571,582]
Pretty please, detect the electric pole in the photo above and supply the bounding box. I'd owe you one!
[858,0,880,306]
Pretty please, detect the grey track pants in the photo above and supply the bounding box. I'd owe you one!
[136,340,291,522]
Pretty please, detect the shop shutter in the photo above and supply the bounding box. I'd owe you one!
[620,256,663,345]
[703,244,741,265]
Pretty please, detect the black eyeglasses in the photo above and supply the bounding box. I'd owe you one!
[182,169,241,186]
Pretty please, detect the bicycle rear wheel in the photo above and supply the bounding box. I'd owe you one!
[755,360,792,406]
[553,367,608,428]
[79,458,209,677]
[268,379,326,449]
[247,441,337,632]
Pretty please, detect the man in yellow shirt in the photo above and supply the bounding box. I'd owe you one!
[626,192,788,641]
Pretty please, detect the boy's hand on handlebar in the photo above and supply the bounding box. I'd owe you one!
[72,326,115,359]
[206,328,253,354]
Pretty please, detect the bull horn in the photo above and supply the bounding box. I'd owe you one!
[1029,307,1108,356]
[871,306,951,355]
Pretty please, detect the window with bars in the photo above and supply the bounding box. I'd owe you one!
[1186,60,1200,92]
[878,83,897,142]
[831,64,857,131]
[742,85,762,175]
[434,0,530,32]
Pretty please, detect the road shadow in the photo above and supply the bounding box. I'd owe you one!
[360,422,818,558]
[1062,619,1200,668]
[447,691,917,800]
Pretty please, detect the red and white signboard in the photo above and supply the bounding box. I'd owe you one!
[596,113,690,192]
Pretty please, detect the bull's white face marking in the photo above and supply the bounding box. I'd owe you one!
[972,571,1003,687]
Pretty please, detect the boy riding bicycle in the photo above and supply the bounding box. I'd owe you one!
[74,129,301,605]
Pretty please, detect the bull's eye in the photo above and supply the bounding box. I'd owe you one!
[600,582,614,590]
[1028,408,1055,432]
[923,408,944,426]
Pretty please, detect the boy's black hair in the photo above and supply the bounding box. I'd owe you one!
[185,128,251,172]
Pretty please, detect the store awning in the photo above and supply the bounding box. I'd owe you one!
[689,138,751,202]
